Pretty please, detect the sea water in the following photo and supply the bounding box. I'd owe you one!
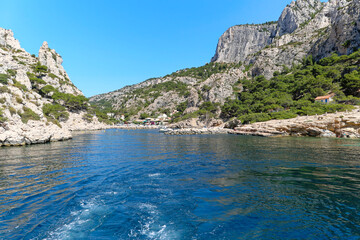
[0,129,360,239]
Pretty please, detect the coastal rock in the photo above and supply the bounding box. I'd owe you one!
[233,108,360,138]
[0,27,111,147]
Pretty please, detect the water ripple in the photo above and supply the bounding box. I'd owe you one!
[0,130,360,239]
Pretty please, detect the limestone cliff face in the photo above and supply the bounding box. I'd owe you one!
[0,28,22,50]
[210,23,277,63]
[0,28,107,146]
[212,0,359,79]
[276,0,323,36]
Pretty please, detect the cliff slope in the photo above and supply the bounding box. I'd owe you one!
[212,0,360,79]
[0,28,108,146]
[91,0,360,130]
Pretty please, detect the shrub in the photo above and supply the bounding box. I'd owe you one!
[8,106,16,115]
[29,77,46,85]
[140,113,149,119]
[42,103,69,121]
[48,73,59,79]
[15,96,23,104]
[13,81,28,91]
[34,62,48,73]
[27,72,46,85]
[0,74,9,84]
[0,86,10,93]
[19,107,40,123]
[0,108,7,122]
[52,92,88,111]
[6,69,17,77]
[82,113,94,123]
[0,98,5,104]
[270,111,298,120]
[239,113,271,124]
[40,85,57,95]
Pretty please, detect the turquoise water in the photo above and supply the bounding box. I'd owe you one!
[0,129,360,239]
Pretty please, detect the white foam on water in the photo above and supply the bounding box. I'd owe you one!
[148,173,161,178]
[44,197,107,240]
[105,191,118,195]
[128,203,179,240]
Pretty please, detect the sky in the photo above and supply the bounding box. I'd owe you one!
[0,0,292,97]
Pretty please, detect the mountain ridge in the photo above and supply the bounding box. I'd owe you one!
[90,0,360,129]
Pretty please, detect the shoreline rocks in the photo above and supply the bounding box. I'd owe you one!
[233,108,360,138]
[161,108,360,139]
[164,127,234,135]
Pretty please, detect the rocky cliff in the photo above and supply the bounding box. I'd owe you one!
[91,0,360,129]
[91,63,246,122]
[0,28,108,146]
[212,0,360,79]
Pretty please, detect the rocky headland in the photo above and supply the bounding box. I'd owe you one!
[0,28,110,146]
[233,108,360,138]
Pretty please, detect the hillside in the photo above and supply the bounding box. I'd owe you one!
[90,0,360,128]
[0,28,114,146]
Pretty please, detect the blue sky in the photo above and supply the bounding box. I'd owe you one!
[1,0,292,97]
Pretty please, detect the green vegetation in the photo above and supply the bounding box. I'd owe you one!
[42,103,69,127]
[0,74,9,84]
[15,96,23,104]
[33,62,48,73]
[19,107,40,123]
[8,106,16,115]
[166,62,242,80]
[13,81,28,92]
[39,85,88,111]
[0,108,6,123]
[6,69,17,77]
[0,86,10,93]
[86,105,119,124]
[221,50,360,124]
[133,80,189,98]
[27,72,46,86]
[40,85,57,95]
[171,101,220,123]
[52,92,88,111]
[48,73,59,79]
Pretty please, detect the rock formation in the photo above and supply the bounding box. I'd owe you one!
[0,28,108,146]
[212,0,360,79]
[233,108,360,138]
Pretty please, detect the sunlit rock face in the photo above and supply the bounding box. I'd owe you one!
[212,0,360,78]
[0,28,107,146]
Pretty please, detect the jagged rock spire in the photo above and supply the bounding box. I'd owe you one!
[0,28,22,49]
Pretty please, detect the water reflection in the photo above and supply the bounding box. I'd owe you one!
[0,130,359,239]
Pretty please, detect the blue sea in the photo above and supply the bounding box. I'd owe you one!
[0,129,360,239]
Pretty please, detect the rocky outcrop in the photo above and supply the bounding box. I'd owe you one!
[0,27,109,146]
[0,28,22,50]
[276,0,323,36]
[211,0,360,79]
[210,23,277,63]
[233,108,360,138]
